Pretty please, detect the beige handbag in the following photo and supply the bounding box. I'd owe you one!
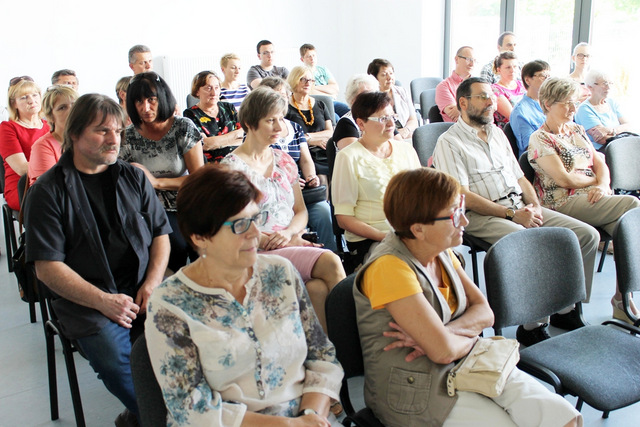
[446,336,520,398]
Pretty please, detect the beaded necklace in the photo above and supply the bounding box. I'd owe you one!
[291,95,314,126]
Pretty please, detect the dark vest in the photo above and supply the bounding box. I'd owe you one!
[354,233,467,427]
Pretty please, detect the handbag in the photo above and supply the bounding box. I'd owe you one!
[302,185,327,205]
[446,336,520,398]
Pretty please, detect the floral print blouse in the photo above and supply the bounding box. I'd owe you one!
[184,102,241,163]
[528,122,596,210]
[145,255,343,426]
[221,149,299,233]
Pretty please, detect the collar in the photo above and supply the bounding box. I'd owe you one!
[450,70,466,83]
[457,115,494,139]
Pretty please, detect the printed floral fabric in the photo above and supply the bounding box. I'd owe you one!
[145,255,342,427]
[121,117,201,210]
[221,149,299,232]
[528,122,596,210]
[184,102,241,163]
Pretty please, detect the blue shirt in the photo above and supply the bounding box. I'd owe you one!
[510,94,545,157]
[575,98,623,149]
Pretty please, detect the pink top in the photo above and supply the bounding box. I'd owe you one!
[28,133,62,186]
[0,120,49,210]
[492,80,526,128]
[435,71,465,122]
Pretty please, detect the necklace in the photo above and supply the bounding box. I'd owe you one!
[291,95,314,126]
[17,118,41,129]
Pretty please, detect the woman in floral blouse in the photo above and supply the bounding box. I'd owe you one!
[146,165,343,426]
[184,70,244,163]
[528,77,640,323]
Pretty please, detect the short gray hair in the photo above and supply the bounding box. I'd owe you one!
[128,45,151,64]
[584,69,609,88]
[238,87,287,130]
[538,77,580,114]
[345,74,379,107]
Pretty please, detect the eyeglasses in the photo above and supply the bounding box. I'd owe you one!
[556,100,581,109]
[593,81,614,87]
[300,77,315,84]
[222,211,268,234]
[534,72,550,80]
[9,76,34,88]
[576,53,591,59]
[433,195,466,228]
[457,55,477,64]
[367,114,399,123]
[465,93,496,101]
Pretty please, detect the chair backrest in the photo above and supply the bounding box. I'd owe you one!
[410,77,443,106]
[484,228,586,331]
[419,88,437,122]
[185,94,198,109]
[503,123,519,159]
[412,122,454,167]
[130,334,168,427]
[518,152,535,184]
[605,136,640,191]
[0,155,5,193]
[326,137,337,184]
[427,105,444,123]
[311,94,336,126]
[613,208,640,296]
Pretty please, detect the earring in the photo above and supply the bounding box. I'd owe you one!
[201,248,207,259]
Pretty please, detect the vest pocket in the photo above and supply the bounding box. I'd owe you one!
[386,367,430,414]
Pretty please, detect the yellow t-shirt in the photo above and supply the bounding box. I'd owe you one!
[362,249,461,314]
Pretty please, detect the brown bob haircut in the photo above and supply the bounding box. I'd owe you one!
[190,70,221,98]
[351,91,391,122]
[384,167,461,239]
[177,165,262,247]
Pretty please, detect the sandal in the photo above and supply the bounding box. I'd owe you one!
[611,295,638,324]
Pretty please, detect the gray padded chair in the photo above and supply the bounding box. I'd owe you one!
[503,122,519,159]
[311,94,336,126]
[612,208,640,327]
[410,77,442,118]
[131,334,167,427]
[484,227,640,418]
[186,94,198,109]
[605,136,640,192]
[412,122,454,167]
[419,88,437,123]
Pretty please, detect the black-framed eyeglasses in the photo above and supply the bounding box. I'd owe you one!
[300,77,315,84]
[222,211,268,234]
[433,195,466,228]
[465,93,496,101]
[457,55,477,64]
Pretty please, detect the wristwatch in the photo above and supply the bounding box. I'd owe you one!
[505,207,516,221]
[298,408,318,417]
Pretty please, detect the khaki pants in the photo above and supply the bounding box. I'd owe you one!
[557,194,640,236]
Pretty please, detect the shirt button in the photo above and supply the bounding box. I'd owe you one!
[259,390,265,397]
[407,376,415,384]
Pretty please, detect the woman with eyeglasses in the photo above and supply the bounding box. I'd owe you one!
[184,70,244,163]
[145,165,343,427]
[492,51,526,129]
[0,77,50,210]
[331,91,421,267]
[568,42,592,102]
[354,167,581,427]
[575,69,637,150]
[121,71,205,273]
[528,77,640,323]
[221,87,346,331]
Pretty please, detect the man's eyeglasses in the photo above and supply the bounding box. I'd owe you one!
[433,195,466,228]
[534,72,550,80]
[300,78,315,84]
[457,55,477,64]
[367,114,399,123]
[576,53,591,59]
[465,93,496,101]
[222,211,268,234]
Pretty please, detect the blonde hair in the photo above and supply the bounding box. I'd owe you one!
[41,86,78,131]
[7,80,42,121]
[538,77,580,114]
[287,65,313,93]
[220,53,240,69]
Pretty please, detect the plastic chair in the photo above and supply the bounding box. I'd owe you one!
[605,136,640,192]
[612,208,640,327]
[503,122,519,158]
[410,77,442,118]
[419,89,437,123]
[131,334,168,427]
[484,227,640,418]
[412,122,454,167]
[325,274,385,427]
[461,232,492,286]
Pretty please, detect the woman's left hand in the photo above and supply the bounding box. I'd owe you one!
[131,162,158,188]
[383,321,426,362]
[263,229,294,250]
[587,185,611,204]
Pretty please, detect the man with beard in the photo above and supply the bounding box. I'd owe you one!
[433,77,599,347]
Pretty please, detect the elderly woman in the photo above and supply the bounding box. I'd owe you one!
[528,77,640,323]
[0,78,50,210]
[28,85,78,185]
[492,51,526,129]
[568,42,592,102]
[184,70,244,163]
[367,59,418,140]
[575,70,637,150]
[221,87,346,330]
[509,60,550,156]
[355,167,582,427]
[121,71,204,272]
[146,165,343,426]
[332,91,421,267]
[220,53,250,111]
[332,74,380,150]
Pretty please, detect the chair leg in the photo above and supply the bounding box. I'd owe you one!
[602,410,610,419]
[469,249,479,286]
[45,327,59,421]
[60,339,86,427]
[575,397,584,412]
[597,241,609,272]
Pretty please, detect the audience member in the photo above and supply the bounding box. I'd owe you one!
[510,60,550,156]
[568,42,592,102]
[146,165,342,426]
[0,77,50,210]
[115,76,132,126]
[332,74,380,150]
[480,31,519,84]
[332,91,421,267]
[354,167,582,427]
[299,43,349,118]
[492,51,526,129]
[433,77,599,346]
[219,53,250,111]
[528,77,640,323]
[436,46,476,122]
[51,69,79,91]
[28,85,78,185]
[367,58,418,139]
[575,69,637,150]
[128,44,153,75]
[247,40,289,89]
[25,93,171,427]
[184,70,243,163]
[121,72,204,272]
[221,87,346,331]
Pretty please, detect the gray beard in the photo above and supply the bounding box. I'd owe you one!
[467,109,494,126]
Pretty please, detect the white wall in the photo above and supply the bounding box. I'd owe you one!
[0,0,444,110]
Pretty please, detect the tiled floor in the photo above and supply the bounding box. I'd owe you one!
[0,227,639,425]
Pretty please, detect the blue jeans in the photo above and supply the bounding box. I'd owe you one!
[334,101,350,118]
[307,200,337,252]
[76,318,143,416]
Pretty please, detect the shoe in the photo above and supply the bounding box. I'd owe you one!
[612,295,638,325]
[330,401,344,417]
[550,309,588,330]
[516,324,550,347]
[115,409,139,427]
